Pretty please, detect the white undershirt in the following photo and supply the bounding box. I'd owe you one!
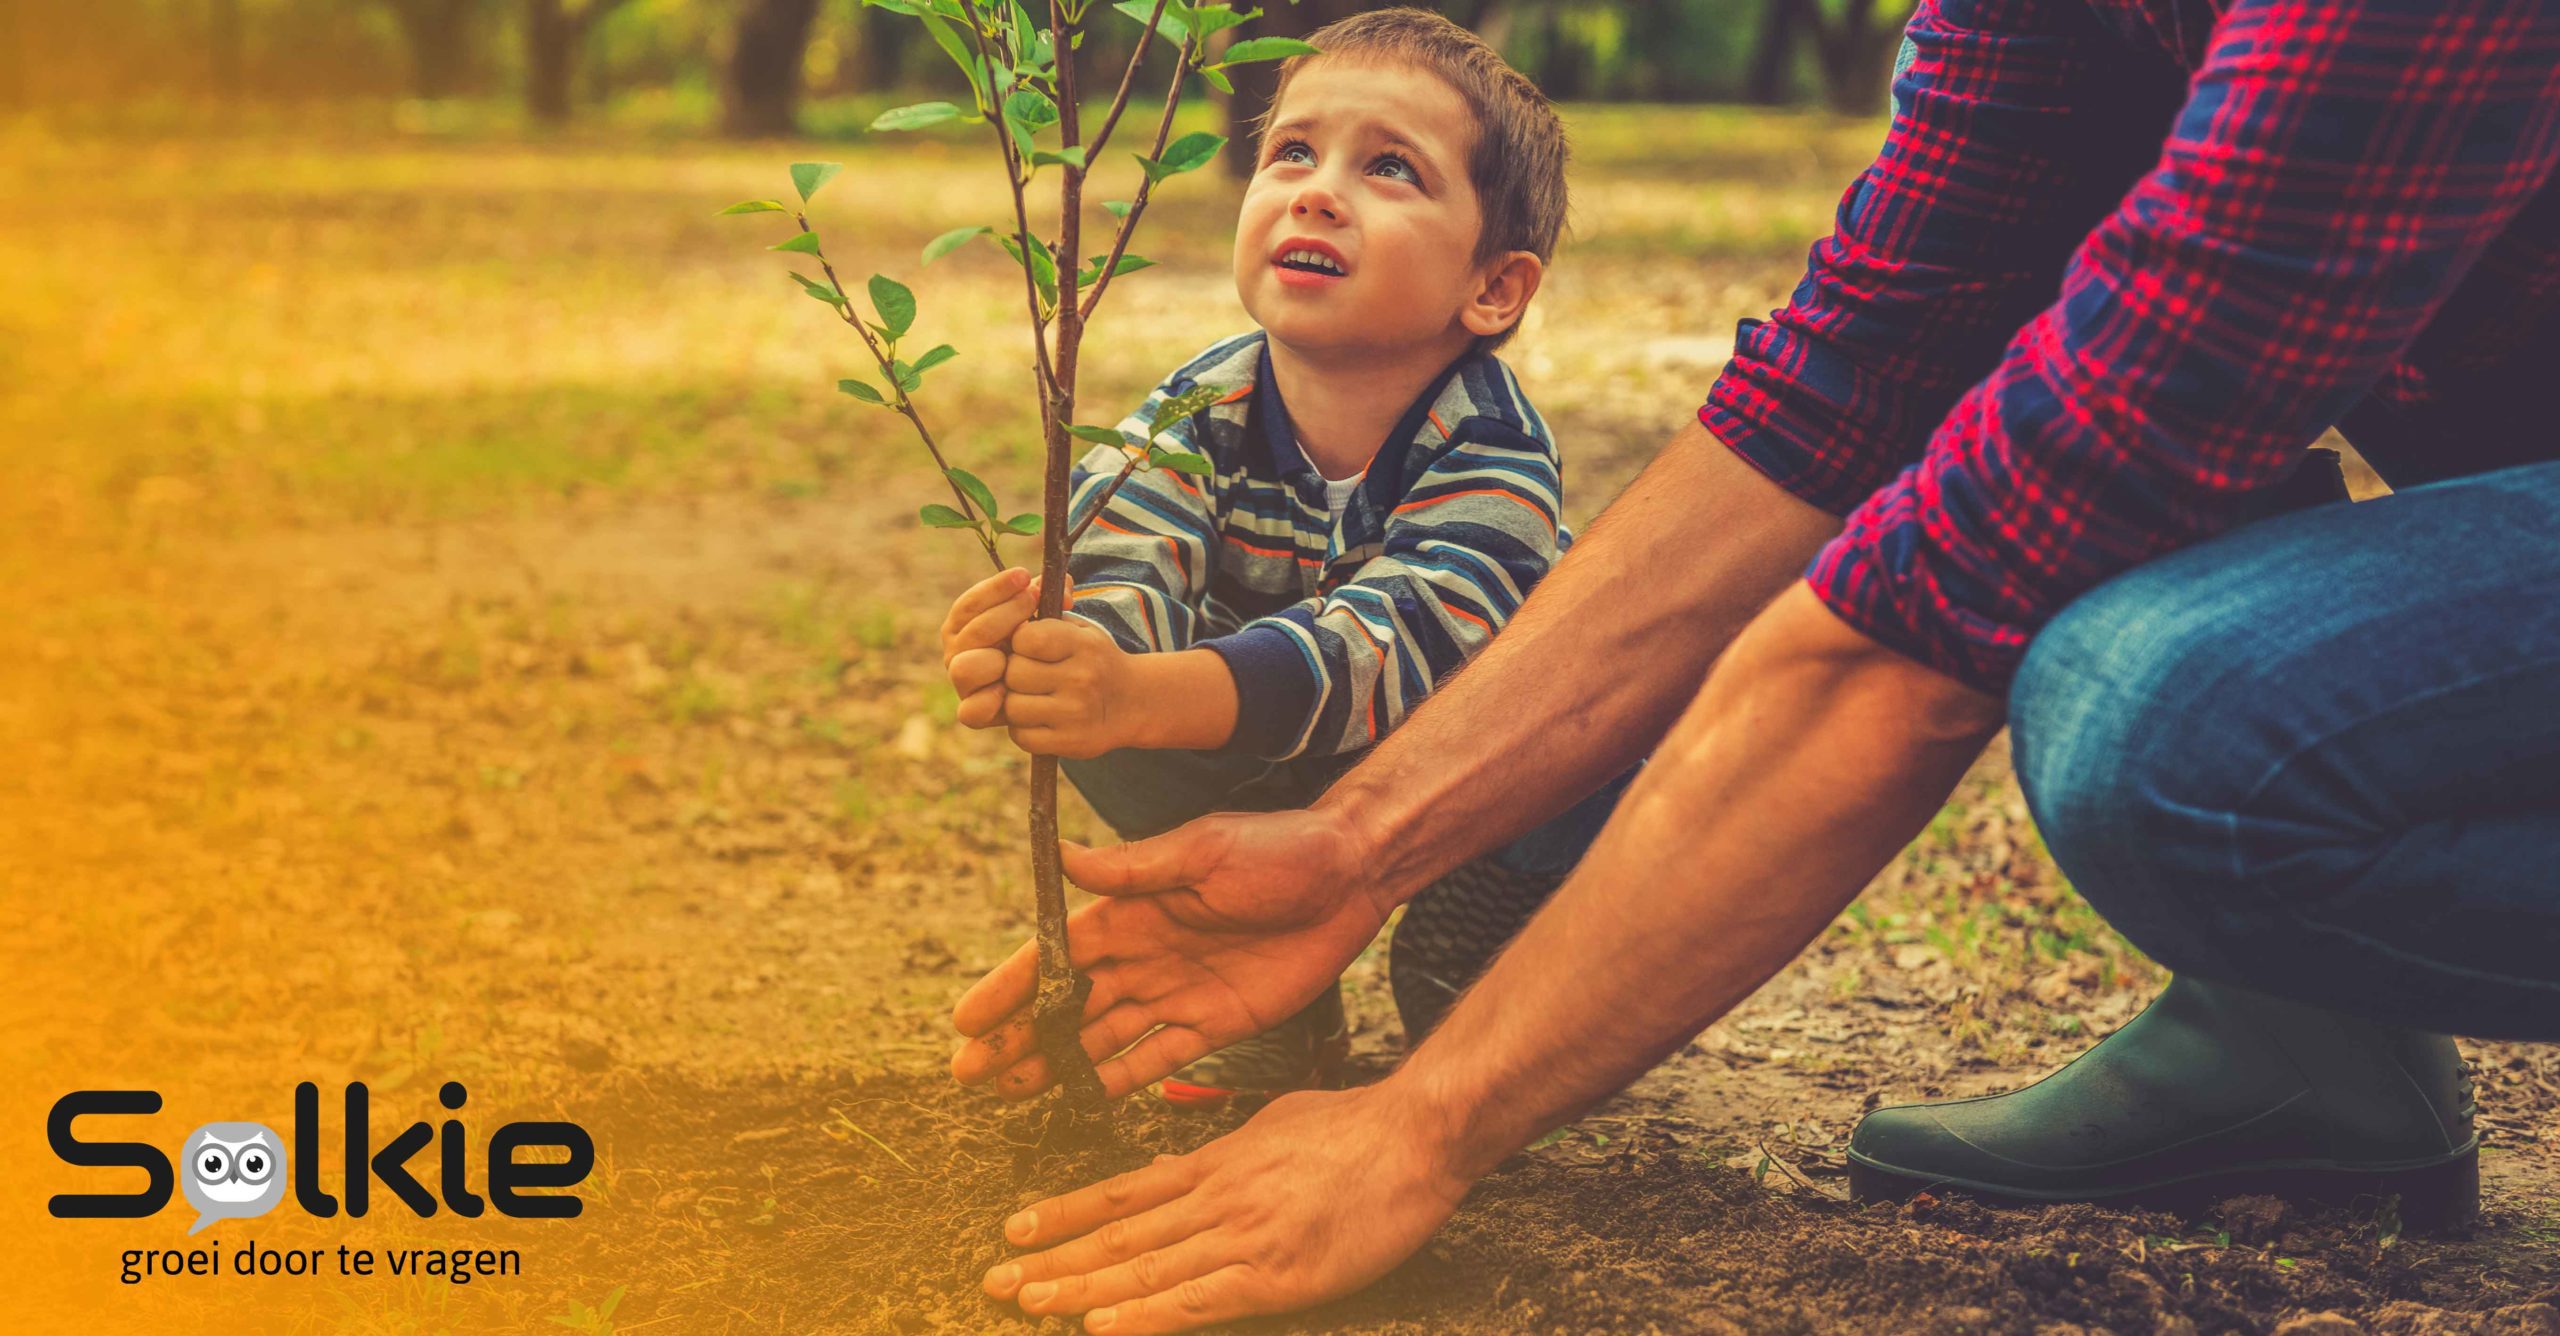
[1320,469,1365,523]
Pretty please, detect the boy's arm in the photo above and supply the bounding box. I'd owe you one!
[1195,418,1562,762]
[1056,375,1225,655]
[998,369,1242,757]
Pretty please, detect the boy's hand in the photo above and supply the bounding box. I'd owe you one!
[1003,590,1147,759]
[940,567,1037,730]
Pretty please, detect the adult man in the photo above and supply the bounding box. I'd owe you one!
[953,1,2560,1330]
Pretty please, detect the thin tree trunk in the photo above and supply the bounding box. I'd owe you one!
[840,2,898,96]
[0,0,20,111]
[209,0,243,100]
[525,0,625,126]
[1813,0,1894,115]
[388,0,478,100]
[722,0,821,139]
[1746,0,1808,105]
[526,0,575,124]
[1216,0,1356,178]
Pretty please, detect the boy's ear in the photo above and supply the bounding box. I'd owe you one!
[1459,250,1545,341]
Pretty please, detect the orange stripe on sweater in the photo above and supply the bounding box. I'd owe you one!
[1096,515,1191,586]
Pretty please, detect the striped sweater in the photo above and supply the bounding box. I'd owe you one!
[1065,332,1570,761]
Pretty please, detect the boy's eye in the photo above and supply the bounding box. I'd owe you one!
[1272,141,1314,166]
[1372,154,1418,183]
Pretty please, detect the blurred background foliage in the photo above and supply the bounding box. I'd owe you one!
[3,0,1911,148]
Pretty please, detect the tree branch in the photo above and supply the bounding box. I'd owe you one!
[1084,0,1169,163]
[1078,36,1194,322]
[798,215,1003,571]
[959,0,1061,409]
[1063,450,1145,548]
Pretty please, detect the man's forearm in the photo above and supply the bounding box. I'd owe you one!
[1319,421,1841,906]
[1389,587,2004,1180]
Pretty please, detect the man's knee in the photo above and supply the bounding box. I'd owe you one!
[2008,574,2269,969]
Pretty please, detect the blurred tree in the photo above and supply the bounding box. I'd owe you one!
[722,0,819,137]
[835,0,903,96]
[1216,0,1362,178]
[1748,0,1902,113]
[210,0,244,98]
[379,0,491,100]
[526,0,629,124]
[0,0,20,109]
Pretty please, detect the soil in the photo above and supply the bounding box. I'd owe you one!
[570,1048,2560,1335]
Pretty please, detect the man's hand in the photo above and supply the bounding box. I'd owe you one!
[940,567,1036,730]
[980,1085,1467,1333]
[951,807,1386,1099]
[1003,609,1147,759]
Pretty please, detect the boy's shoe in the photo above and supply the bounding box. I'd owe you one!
[1389,857,1562,1043]
[1847,976,2480,1232]
[1158,983,1349,1110]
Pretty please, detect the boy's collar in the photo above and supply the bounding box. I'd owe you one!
[1248,335,1475,497]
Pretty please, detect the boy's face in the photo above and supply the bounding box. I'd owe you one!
[1233,59,1496,359]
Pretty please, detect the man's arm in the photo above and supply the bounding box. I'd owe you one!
[1316,421,1838,905]
[976,587,2004,1333]
[951,426,1838,1097]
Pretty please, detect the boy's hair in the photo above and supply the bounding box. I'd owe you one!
[1258,7,1569,348]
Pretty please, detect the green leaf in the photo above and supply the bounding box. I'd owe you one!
[837,378,886,405]
[1113,0,1186,43]
[998,233,1059,308]
[1102,199,1133,219]
[911,344,959,373]
[861,0,927,13]
[718,199,789,216]
[1137,131,1225,184]
[1003,87,1059,133]
[790,162,843,202]
[1065,424,1126,445]
[1214,36,1319,67]
[919,504,977,529]
[922,225,991,265]
[867,274,916,339]
[1148,445,1215,475]
[789,271,846,305]
[1003,87,1059,160]
[771,230,824,255]
[868,101,964,132]
[946,467,998,517]
[920,11,987,102]
[1003,513,1043,535]
[1079,253,1156,287]
[1184,4,1255,41]
[1148,383,1224,437]
[1031,146,1088,170]
[892,360,923,394]
[1200,65,1233,94]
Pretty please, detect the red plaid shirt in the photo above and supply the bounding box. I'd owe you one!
[1702,0,2560,692]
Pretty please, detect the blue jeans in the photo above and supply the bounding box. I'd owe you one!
[2010,460,2560,1041]
[1062,745,1634,881]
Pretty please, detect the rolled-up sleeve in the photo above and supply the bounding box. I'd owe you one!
[1812,0,2560,691]
[1704,0,2161,516]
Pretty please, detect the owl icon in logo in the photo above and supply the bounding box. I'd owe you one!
[179,1121,286,1235]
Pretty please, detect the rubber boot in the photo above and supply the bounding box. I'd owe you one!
[1847,976,2479,1231]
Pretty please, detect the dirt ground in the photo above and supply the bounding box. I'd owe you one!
[2,107,2553,1333]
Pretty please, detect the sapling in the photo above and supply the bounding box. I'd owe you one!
[722,0,1315,1110]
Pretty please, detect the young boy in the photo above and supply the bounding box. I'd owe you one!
[938,7,1631,1106]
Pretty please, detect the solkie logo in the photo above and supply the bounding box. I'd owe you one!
[48,1082,594,1234]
